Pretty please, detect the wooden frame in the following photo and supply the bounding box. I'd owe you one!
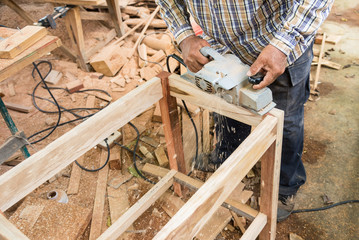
[0,72,283,240]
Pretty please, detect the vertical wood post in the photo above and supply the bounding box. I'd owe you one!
[259,109,284,240]
[106,0,126,37]
[158,72,186,196]
[65,7,89,71]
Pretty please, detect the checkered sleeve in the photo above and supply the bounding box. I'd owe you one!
[156,0,195,44]
[270,0,334,56]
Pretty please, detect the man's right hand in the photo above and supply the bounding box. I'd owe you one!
[179,35,211,72]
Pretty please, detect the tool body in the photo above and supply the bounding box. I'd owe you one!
[181,47,276,115]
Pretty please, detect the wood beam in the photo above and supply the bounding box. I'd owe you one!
[153,115,277,239]
[142,163,258,220]
[98,169,177,240]
[259,108,284,240]
[0,77,162,211]
[65,7,89,71]
[158,72,186,196]
[168,74,263,126]
[106,0,125,37]
[241,213,267,240]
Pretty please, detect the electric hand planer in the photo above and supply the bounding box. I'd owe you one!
[181,47,276,115]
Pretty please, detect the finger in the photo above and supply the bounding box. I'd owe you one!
[197,53,210,65]
[252,72,274,90]
[187,60,203,73]
[247,57,264,77]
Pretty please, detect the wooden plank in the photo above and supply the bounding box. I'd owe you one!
[241,213,267,240]
[153,102,162,122]
[158,72,186,195]
[138,43,147,68]
[314,34,342,45]
[312,56,342,70]
[202,109,210,153]
[0,213,29,240]
[98,169,177,240]
[0,36,61,82]
[313,33,326,90]
[35,0,105,5]
[0,26,47,59]
[67,155,84,195]
[0,77,162,212]
[0,27,17,39]
[154,146,169,167]
[1,0,35,25]
[4,102,31,113]
[44,70,62,85]
[80,11,111,21]
[168,74,263,127]
[153,115,277,239]
[133,33,172,54]
[182,109,202,172]
[142,163,259,220]
[125,18,167,28]
[89,149,110,240]
[259,108,284,240]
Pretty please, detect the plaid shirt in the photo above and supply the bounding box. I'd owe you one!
[156,0,333,65]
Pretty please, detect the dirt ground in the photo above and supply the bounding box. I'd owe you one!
[0,1,358,240]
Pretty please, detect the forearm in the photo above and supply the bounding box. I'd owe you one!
[156,0,195,44]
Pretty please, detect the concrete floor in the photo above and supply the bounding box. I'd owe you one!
[276,1,359,239]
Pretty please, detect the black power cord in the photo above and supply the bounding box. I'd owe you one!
[292,199,359,214]
[74,139,110,172]
[29,60,111,172]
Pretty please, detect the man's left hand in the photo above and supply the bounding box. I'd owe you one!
[247,45,287,89]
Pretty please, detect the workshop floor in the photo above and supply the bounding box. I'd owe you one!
[276,1,359,239]
[0,1,358,240]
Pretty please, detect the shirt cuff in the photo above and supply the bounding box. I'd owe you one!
[173,23,195,45]
[270,30,303,56]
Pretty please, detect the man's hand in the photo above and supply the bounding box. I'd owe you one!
[179,35,211,72]
[247,45,287,90]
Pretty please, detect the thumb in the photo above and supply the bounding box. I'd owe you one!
[247,58,263,77]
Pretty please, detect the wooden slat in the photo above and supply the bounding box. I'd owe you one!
[0,36,61,82]
[142,163,258,220]
[153,115,277,239]
[35,0,105,5]
[98,169,177,240]
[313,33,326,90]
[0,213,29,240]
[259,108,284,240]
[168,74,263,127]
[89,149,110,240]
[4,102,31,113]
[0,77,162,211]
[106,0,125,36]
[202,109,210,153]
[241,213,267,240]
[67,156,84,195]
[79,11,111,21]
[158,72,186,195]
[0,26,47,59]
[182,109,201,172]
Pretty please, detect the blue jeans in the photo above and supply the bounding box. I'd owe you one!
[214,44,313,196]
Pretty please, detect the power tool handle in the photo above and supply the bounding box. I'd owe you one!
[199,47,226,61]
[248,73,265,85]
